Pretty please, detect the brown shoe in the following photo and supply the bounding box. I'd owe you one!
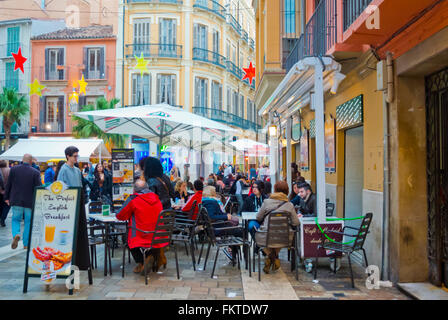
[11,235,20,250]
[133,263,144,274]
[263,257,271,274]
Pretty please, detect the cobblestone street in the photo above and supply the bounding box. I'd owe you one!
[0,216,409,300]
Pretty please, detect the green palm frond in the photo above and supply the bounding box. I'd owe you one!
[72,97,128,148]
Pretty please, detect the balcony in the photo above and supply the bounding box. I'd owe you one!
[0,117,29,137]
[126,43,183,59]
[192,107,261,132]
[226,60,243,80]
[0,80,26,93]
[249,38,255,51]
[285,0,337,72]
[227,14,241,36]
[193,48,226,69]
[82,66,109,81]
[39,66,70,82]
[241,29,249,43]
[193,0,226,20]
[343,0,373,31]
[126,0,183,4]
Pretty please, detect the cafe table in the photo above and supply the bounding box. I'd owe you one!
[88,213,127,276]
[241,211,258,241]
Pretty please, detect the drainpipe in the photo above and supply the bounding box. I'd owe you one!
[381,52,394,280]
[301,0,306,34]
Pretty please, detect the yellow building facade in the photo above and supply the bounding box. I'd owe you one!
[116,0,259,136]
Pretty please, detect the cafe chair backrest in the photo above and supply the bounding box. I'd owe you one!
[265,211,291,248]
[151,209,177,247]
[352,212,373,251]
[89,201,102,214]
[199,207,217,245]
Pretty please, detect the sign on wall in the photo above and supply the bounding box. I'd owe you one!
[325,118,336,173]
[300,129,309,171]
[23,182,81,292]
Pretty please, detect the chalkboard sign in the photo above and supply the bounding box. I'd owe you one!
[23,181,81,293]
[300,221,343,258]
[112,149,134,210]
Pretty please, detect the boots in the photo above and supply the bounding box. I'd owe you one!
[271,250,281,272]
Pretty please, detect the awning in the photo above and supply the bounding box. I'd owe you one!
[0,138,111,162]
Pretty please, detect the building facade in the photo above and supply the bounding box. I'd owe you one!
[255,0,448,289]
[29,25,116,136]
[0,18,66,148]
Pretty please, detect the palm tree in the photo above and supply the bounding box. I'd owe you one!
[72,97,127,149]
[0,88,29,151]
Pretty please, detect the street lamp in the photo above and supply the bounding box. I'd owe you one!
[268,124,277,137]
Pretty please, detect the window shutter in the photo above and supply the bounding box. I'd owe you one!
[57,96,64,132]
[171,75,176,106]
[45,48,49,80]
[173,20,177,46]
[83,47,88,79]
[157,74,161,104]
[39,97,46,132]
[219,84,222,110]
[99,47,105,79]
[193,24,198,48]
[57,48,64,80]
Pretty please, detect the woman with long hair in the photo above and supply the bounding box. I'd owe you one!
[89,163,112,203]
[174,180,188,203]
[144,157,175,210]
[54,160,66,181]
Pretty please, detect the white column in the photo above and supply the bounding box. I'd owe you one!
[314,61,326,223]
[184,0,192,111]
[286,116,292,192]
[269,113,277,187]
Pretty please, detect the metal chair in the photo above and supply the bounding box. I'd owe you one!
[314,212,373,288]
[122,209,178,284]
[199,207,251,279]
[254,211,299,281]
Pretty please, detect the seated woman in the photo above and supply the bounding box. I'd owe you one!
[243,180,267,239]
[254,181,300,274]
[116,180,167,274]
[201,186,242,261]
[174,179,189,203]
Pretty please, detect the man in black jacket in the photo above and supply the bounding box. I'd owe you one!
[5,154,42,249]
[295,183,316,217]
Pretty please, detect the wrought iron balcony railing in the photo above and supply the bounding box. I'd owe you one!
[192,107,261,132]
[249,38,255,51]
[126,43,183,59]
[241,29,249,43]
[227,14,241,36]
[343,0,373,31]
[193,48,226,69]
[39,121,65,133]
[285,0,337,72]
[193,0,226,20]
[226,60,243,80]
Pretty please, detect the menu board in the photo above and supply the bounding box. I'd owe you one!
[23,182,80,292]
[112,149,134,210]
[300,220,343,258]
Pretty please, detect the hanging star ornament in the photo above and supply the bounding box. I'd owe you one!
[69,90,79,104]
[27,79,46,97]
[78,75,88,95]
[134,53,149,76]
[242,62,256,85]
[12,47,27,74]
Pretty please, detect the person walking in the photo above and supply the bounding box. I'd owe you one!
[57,146,90,272]
[5,154,42,249]
[0,160,10,227]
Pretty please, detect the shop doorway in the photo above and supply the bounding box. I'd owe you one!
[426,67,448,287]
[344,126,364,262]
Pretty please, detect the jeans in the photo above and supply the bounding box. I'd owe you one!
[11,206,32,247]
[236,194,244,215]
[248,220,260,241]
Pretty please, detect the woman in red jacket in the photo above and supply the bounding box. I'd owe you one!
[116,180,166,273]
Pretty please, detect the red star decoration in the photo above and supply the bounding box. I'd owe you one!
[242,62,256,85]
[12,47,27,74]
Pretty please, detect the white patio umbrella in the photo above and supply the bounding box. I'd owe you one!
[75,104,237,158]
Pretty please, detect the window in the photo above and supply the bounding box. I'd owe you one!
[88,48,101,79]
[226,87,231,113]
[232,90,239,115]
[211,81,222,110]
[195,77,208,108]
[226,41,231,60]
[7,26,20,56]
[5,62,19,91]
[194,24,208,60]
[284,0,296,34]
[132,74,151,105]
[247,99,255,122]
[212,30,220,53]
[157,74,176,105]
[45,48,65,80]
[45,97,64,132]
[133,19,151,56]
[47,98,57,123]
[159,18,177,57]
[239,94,244,118]
[231,45,236,64]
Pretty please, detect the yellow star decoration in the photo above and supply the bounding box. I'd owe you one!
[27,79,45,97]
[78,75,88,96]
[69,91,79,104]
[134,53,149,76]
